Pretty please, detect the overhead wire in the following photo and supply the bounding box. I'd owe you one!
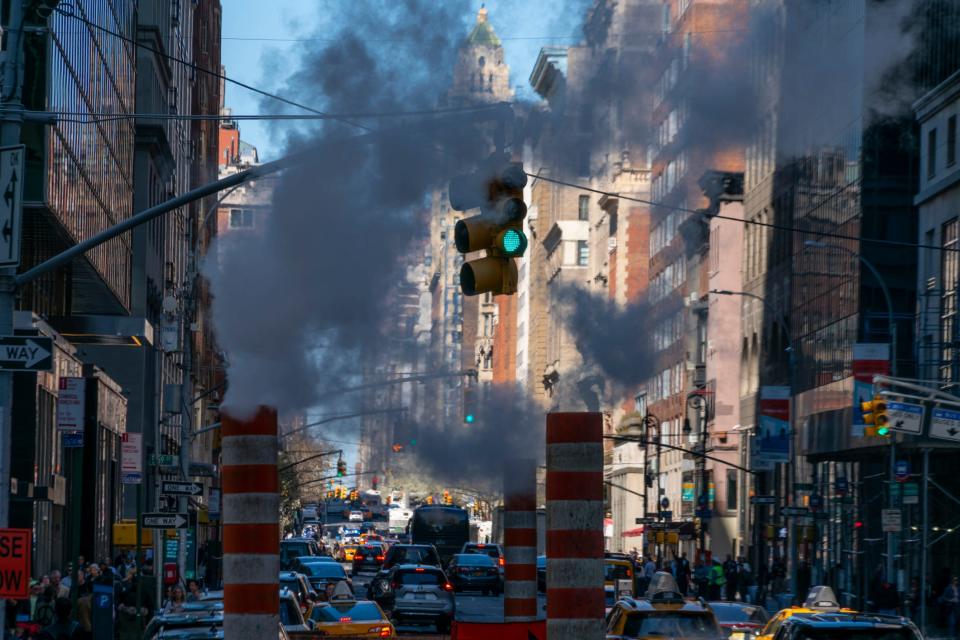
[528,172,960,254]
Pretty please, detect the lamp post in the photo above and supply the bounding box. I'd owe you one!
[804,240,898,586]
[710,289,795,595]
[641,413,661,563]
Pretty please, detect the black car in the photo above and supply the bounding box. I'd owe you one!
[461,542,505,571]
[380,544,442,573]
[299,561,352,593]
[447,553,502,595]
[352,545,386,574]
[369,564,455,633]
[279,571,316,613]
[280,538,320,569]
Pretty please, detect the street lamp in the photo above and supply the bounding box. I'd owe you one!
[803,239,899,587]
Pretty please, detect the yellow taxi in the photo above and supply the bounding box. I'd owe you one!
[756,586,857,640]
[306,583,396,637]
[340,545,359,562]
[605,572,724,639]
[605,556,636,590]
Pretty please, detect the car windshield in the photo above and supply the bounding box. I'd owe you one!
[606,562,633,581]
[311,603,384,623]
[358,547,382,556]
[709,603,768,624]
[180,602,223,613]
[795,630,919,640]
[464,545,500,558]
[299,556,335,564]
[455,554,494,566]
[397,570,443,585]
[278,599,300,626]
[388,547,439,566]
[623,613,722,639]
[304,564,347,578]
[282,542,310,556]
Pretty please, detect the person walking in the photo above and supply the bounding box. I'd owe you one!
[38,598,79,640]
[710,560,726,600]
[942,576,960,636]
[675,553,691,595]
[723,555,739,601]
[694,560,709,598]
[737,557,754,603]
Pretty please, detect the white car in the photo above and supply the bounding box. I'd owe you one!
[349,511,364,522]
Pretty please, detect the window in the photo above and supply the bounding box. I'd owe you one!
[941,218,959,383]
[609,210,618,236]
[949,115,957,167]
[229,208,254,228]
[578,195,590,221]
[928,127,938,180]
[577,240,589,266]
[726,469,738,512]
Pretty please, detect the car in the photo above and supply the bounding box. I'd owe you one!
[605,557,636,592]
[281,538,320,569]
[756,586,858,640]
[279,571,317,618]
[605,572,725,639]
[349,511,364,522]
[353,545,387,574]
[308,582,396,637]
[368,564,455,633]
[279,587,313,633]
[156,629,224,640]
[292,555,338,573]
[447,553,502,595]
[537,555,546,593]
[379,544,442,574]
[300,560,353,594]
[708,602,770,640]
[461,542,505,571]
[145,611,224,640]
[340,545,359,563]
[768,609,921,640]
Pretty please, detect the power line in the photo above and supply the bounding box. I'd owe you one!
[530,172,959,254]
[53,6,371,132]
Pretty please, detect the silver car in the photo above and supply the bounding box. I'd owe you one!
[373,564,455,634]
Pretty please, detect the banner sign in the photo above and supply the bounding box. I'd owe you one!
[121,433,143,484]
[57,377,85,431]
[852,343,889,436]
[757,386,790,465]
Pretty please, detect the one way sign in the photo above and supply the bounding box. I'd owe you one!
[141,513,188,529]
[0,336,53,371]
[161,481,203,497]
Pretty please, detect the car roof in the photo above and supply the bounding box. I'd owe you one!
[616,597,712,614]
[395,563,444,571]
[782,612,915,629]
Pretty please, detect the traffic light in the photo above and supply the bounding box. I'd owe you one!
[463,384,476,424]
[861,395,890,437]
[392,443,404,453]
[426,495,434,505]
[449,156,529,296]
[443,491,452,505]
[336,458,347,477]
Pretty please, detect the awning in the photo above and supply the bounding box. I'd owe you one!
[621,527,644,537]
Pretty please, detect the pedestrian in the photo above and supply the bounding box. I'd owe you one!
[115,591,146,640]
[737,557,753,603]
[74,582,92,640]
[186,579,203,602]
[723,555,739,601]
[676,553,690,595]
[941,576,960,636]
[756,561,768,606]
[163,584,187,614]
[875,579,900,616]
[904,576,921,621]
[710,560,726,600]
[37,598,78,640]
[33,586,56,628]
[771,559,786,597]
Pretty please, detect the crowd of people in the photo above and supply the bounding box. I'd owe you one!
[626,549,759,603]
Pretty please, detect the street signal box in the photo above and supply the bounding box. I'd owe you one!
[861,395,890,437]
[449,155,528,296]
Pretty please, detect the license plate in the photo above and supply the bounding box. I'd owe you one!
[473,571,485,576]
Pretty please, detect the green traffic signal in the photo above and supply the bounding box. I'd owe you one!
[465,414,475,424]
[498,228,527,256]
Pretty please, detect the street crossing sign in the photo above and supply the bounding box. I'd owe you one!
[780,506,810,517]
[0,336,52,371]
[887,401,924,435]
[161,481,203,497]
[141,513,188,529]
[930,407,960,443]
[0,146,24,267]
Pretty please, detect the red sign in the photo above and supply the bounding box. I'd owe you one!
[0,529,31,598]
[852,343,890,383]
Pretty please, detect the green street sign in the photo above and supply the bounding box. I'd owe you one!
[151,454,176,466]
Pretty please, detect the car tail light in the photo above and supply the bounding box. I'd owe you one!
[498,557,505,567]
[444,582,454,591]
[376,556,384,561]
[415,567,425,572]
[368,626,391,637]
[355,555,365,561]
[339,616,352,622]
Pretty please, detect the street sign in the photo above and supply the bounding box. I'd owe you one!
[120,433,143,484]
[141,513,188,529]
[780,506,810,517]
[635,517,655,525]
[0,336,52,371]
[162,481,203,497]
[881,508,902,533]
[157,496,178,513]
[751,495,777,505]
[0,529,30,598]
[62,431,83,448]
[150,454,176,467]
[0,146,24,267]
[930,407,960,442]
[188,462,217,477]
[890,482,920,505]
[887,401,924,435]
[895,460,910,483]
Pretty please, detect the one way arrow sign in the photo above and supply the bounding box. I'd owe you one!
[162,481,203,497]
[141,513,188,529]
[0,145,24,266]
[0,336,53,371]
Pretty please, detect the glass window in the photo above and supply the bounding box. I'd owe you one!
[726,469,738,512]
[397,570,443,585]
[311,602,384,623]
[623,613,721,638]
[949,115,957,168]
[579,195,590,221]
[577,240,589,266]
[929,127,938,180]
[941,218,959,383]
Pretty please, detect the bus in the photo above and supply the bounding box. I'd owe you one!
[407,505,470,561]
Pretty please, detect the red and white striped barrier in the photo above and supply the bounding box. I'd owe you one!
[222,407,280,639]
[546,412,604,640]
[503,459,537,622]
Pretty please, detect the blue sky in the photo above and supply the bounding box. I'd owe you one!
[222,0,585,160]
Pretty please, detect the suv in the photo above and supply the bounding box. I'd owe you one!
[461,542,505,571]
[352,544,387,574]
[369,564,455,633]
[380,544,442,573]
[280,538,320,569]
[769,611,920,640]
[605,572,724,639]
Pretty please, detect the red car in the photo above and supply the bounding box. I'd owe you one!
[708,602,770,640]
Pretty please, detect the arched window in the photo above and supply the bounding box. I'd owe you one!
[478,55,486,68]
[487,73,494,92]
